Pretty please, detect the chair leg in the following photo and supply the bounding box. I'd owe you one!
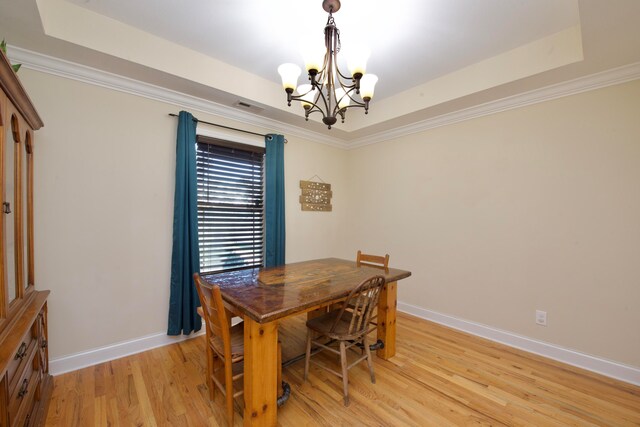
[206,345,215,400]
[304,329,312,382]
[224,360,234,427]
[339,341,349,406]
[363,335,376,384]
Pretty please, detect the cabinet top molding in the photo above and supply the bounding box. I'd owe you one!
[0,48,43,130]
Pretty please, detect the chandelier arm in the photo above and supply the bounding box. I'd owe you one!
[296,72,332,116]
[342,88,366,107]
[305,109,324,117]
[313,84,328,113]
[336,68,362,94]
[332,100,366,117]
[345,102,367,109]
[289,94,330,119]
[331,82,364,111]
[344,98,366,108]
[312,82,332,116]
[336,68,353,81]
[336,79,357,94]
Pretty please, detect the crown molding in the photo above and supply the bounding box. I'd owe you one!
[7,46,348,149]
[8,46,640,150]
[347,61,640,149]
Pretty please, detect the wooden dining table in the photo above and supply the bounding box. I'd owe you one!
[200,257,412,427]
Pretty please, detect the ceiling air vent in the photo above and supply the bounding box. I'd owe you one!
[233,101,263,112]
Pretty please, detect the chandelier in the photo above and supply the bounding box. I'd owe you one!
[277,0,378,129]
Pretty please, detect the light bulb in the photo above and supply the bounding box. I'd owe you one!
[277,63,301,91]
[359,74,378,100]
[302,45,326,73]
[347,47,371,78]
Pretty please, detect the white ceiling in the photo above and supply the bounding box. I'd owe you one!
[1,0,640,144]
[64,0,579,101]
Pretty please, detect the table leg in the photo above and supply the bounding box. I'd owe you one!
[377,280,397,359]
[244,318,278,426]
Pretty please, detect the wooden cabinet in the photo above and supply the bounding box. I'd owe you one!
[0,50,51,426]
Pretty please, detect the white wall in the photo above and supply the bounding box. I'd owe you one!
[18,66,640,374]
[19,68,349,360]
[345,79,640,368]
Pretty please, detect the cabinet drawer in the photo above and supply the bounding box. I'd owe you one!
[6,328,36,393]
[17,388,38,427]
[9,370,40,427]
[8,341,38,426]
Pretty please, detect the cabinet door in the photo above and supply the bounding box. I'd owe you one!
[0,98,5,316]
[3,113,18,305]
[22,131,32,291]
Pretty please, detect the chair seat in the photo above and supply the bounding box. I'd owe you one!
[211,322,244,362]
[306,309,365,340]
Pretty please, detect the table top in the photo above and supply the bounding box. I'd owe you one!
[200,258,411,323]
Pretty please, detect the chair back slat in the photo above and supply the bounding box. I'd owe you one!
[356,250,390,270]
[331,275,386,336]
[194,273,232,359]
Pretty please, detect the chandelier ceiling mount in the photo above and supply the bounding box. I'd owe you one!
[322,0,342,13]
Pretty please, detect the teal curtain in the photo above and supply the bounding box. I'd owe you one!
[265,134,286,267]
[168,111,202,335]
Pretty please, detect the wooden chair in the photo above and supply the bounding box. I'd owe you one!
[195,274,284,426]
[304,275,386,406]
[194,273,244,426]
[356,250,389,270]
[355,251,390,335]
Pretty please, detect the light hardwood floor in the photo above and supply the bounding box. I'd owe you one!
[45,312,640,426]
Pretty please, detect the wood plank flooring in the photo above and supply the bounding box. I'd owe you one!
[45,312,640,426]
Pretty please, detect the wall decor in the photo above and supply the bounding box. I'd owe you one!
[300,177,332,211]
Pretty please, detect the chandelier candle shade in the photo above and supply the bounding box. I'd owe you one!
[277,0,378,129]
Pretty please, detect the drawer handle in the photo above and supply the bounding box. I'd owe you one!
[18,378,29,398]
[2,201,11,214]
[15,342,27,360]
[41,339,48,349]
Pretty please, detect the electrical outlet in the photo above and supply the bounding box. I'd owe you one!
[536,310,547,326]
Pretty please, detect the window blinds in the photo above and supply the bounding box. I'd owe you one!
[196,140,265,273]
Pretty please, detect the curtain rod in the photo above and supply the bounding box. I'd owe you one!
[168,113,287,143]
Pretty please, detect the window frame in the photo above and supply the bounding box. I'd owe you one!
[195,135,266,274]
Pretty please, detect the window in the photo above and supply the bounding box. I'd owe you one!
[196,136,265,272]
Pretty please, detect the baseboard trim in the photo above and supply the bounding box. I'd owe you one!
[397,302,640,386]
[45,305,640,385]
[49,329,205,376]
